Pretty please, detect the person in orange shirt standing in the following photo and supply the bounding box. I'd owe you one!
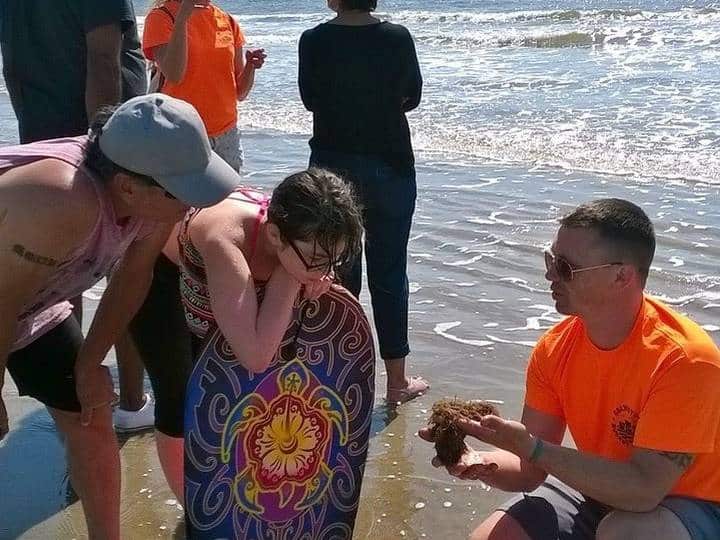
[421,198,720,540]
[143,0,265,171]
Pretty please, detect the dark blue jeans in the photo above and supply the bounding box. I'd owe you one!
[310,149,416,360]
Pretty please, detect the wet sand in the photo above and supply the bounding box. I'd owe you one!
[0,360,511,540]
[0,324,512,540]
[1,136,719,539]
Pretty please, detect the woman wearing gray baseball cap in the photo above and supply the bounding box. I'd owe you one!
[0,93,240,539]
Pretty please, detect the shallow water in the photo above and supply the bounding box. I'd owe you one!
[1,0,719,538]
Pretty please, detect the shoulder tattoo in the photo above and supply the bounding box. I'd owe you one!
[658,451,694,470]
[12,244,59,267]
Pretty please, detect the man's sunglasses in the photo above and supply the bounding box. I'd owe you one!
[136,173,177,200]
[544,249,622,282]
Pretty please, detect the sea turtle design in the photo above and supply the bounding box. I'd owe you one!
[221,358,349,523]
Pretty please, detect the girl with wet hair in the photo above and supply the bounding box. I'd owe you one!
[179,167,363,362]
[129,168,363,501]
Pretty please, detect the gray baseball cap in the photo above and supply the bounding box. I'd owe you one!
[99,93,240,207]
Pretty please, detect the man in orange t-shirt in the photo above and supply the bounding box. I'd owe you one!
[421,198,720,540]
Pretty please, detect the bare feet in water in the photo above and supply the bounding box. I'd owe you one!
[386,376,430,405]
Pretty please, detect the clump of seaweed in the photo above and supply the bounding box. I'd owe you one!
[428,398,500,466]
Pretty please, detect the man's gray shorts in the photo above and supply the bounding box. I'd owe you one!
[497,476,720,540]
[209,125,244,172]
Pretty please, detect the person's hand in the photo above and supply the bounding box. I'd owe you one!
[74,361,117,427]
[456,416,536,460]
[0,395,8,441]
[245,49,267,70]
[271,263,303,298]
[303,273,334,300]
[442,448,499,482]
[418,426,499,481]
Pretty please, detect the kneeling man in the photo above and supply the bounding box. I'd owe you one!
[422,198,720,540]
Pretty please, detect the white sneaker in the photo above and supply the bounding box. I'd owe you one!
[113,393,155,433]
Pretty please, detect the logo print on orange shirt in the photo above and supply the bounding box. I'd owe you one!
[215,13,234,48]
[611,404,639,446]
[215,30,234,48]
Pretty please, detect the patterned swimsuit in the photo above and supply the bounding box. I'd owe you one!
[178,189,269,340]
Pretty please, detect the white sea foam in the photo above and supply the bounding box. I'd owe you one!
[444,254,485,267]
[440,179,502,190]
[495,277,547,294]
[652,291,720,306]
[381,8,716,27]
[434,322,494,348]
[468,212,514,226]
[506,305,562,331]
[668,256,686,267]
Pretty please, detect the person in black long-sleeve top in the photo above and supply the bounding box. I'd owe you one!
[299,0,429,404]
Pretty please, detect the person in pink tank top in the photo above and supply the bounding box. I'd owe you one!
[0,94,240,540]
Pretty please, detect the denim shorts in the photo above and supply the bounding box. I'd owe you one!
[498,476,720,540]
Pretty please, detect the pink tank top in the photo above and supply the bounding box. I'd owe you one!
[178,188,268,339]
[3,137,151,351]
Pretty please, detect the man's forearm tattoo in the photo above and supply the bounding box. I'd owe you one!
[12,244,59,267]
[659,451,694,470]
[0,209,7,227]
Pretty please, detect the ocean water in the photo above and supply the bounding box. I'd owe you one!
[1,1,719,538]
[211,0,720,182]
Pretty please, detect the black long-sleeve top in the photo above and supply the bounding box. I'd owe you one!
[298,21,423,171]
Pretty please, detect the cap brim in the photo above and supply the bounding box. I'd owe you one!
[156,150,241,208]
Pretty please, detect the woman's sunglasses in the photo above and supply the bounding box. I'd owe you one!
[288,240,337,275]
[544,249,622,282]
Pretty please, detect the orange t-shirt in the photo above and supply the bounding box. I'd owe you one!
[143,2,245,137]
[526,296,720,502]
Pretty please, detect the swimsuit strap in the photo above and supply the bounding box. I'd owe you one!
[177,206,203,260]
[233,188,270,263]
[246,192,269,263]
